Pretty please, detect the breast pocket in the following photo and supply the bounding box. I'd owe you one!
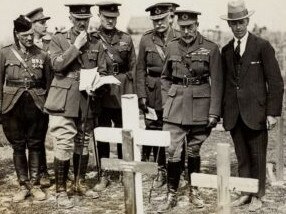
[191,54,210,75]
[192,86,211,122]
[118,45,130,60]
[146,48,161,65]
[5,60,21,79]
[44,77,73,112]
[169,55,184,78]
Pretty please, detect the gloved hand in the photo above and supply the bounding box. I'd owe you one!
[206,115,219,128]
[74,31,87,50]
[139,98,148,113]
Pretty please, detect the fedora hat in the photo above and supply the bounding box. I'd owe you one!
[220,0,254,21]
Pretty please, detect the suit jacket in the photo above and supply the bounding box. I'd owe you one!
[44,27,106,118]
[0,44,50,114]
[136,28,180,110]
[161,33,223,125]
[222,33,284,130]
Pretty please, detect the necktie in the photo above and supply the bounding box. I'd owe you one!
[235,40,241,58]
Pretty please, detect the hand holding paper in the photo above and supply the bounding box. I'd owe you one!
[79,68,121,95]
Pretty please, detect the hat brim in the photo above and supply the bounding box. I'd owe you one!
[150,12,169,20]
[34,16,51,22]
[220,10,254,21]
[70,13,92,19]
[177,20,197,26]
[100,11,119,17]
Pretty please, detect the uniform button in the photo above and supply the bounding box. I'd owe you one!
[236,86,240,90]
[25,59,28,62]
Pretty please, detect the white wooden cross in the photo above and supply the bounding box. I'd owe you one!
[94,94,170,214]
[191,143,259,214]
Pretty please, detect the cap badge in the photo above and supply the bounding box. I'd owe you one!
[155,8,161,15]
[81,7,87,13]
[110,6,115,11]
[182,14,189,20]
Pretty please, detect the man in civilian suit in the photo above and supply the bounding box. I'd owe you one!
[221,0,284,211]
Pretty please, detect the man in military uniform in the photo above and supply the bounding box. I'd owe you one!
[26,7,51,188]
[44,3,106,208]
[93,1,136,191]
[0,15,50,202]
[158,10,223,212]
[136,2,180,188]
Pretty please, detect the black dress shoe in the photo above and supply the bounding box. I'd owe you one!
[231,195,251,207]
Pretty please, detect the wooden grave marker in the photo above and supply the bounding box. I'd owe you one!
[94,94,170,214]
[191,143,259,214]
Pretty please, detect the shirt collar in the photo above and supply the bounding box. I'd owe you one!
[234,31,249,45]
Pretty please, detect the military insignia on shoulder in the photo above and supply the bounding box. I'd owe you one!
[31,58,43,69]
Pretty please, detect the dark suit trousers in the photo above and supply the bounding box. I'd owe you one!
[230,116,268,198]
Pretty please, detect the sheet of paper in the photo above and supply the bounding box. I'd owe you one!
[79,67,99,91]
[145,107,158,121]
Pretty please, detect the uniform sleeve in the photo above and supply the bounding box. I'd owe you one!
[49,34,81,73]
[209,44,223,117]
[42,53,52,92]
[136,36,147,99]
[97,41,107,76]
[161,46,173,106]
[0,50,5,113]
[261,41,284,116]
[126,36,137,92]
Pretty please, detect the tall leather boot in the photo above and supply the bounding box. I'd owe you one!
[153,147,167,188]
[158,161,181,213]
[92,170,109,192]
[188,156,204,208]
[73,153,99,198]
[28,150,46,201]
[39,145,51,187]
[13,152,30,202]
[54,158,74,208]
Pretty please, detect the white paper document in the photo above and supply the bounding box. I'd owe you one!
[145,107,158,121]
[79,68,121,92]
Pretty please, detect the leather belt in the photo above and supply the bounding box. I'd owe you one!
[6,79,43,89]
[172,76,209,86]
[147,70,161,77]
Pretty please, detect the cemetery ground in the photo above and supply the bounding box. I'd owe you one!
[0,125,285,214]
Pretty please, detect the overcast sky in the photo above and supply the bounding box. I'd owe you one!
[0,0,285,42]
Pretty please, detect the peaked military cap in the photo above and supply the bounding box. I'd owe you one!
[26,7,51,23]
[14,15,32,32]
[64,3,95,19]
[175,10,201,26]
[96,1,122,17]
[145,3,173,20]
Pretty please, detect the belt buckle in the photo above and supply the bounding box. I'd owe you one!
[113,63,119,76]
[24,79,30,90]
[183,76,188,87]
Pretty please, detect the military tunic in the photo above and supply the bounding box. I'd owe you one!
[136,28,180,111]
[161,32,223,125]
[161,32,223,161]
[97,26,136,108]
[44,28,106,118]
[0,43,50,152]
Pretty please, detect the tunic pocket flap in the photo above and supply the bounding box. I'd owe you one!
[192,88,210,98]
[51,77,73,89]
[167,87,177,97]
[5,60,21,66]
[169,55,181,62]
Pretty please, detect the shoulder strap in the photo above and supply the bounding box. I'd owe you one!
[154,43,166,62]
[98,33,123,64]
[10,46,35,79]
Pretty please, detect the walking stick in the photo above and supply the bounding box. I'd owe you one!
[91,124,101,182]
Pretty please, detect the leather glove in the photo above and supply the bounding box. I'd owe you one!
[139,98,148,113]
[206,115,219,128]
